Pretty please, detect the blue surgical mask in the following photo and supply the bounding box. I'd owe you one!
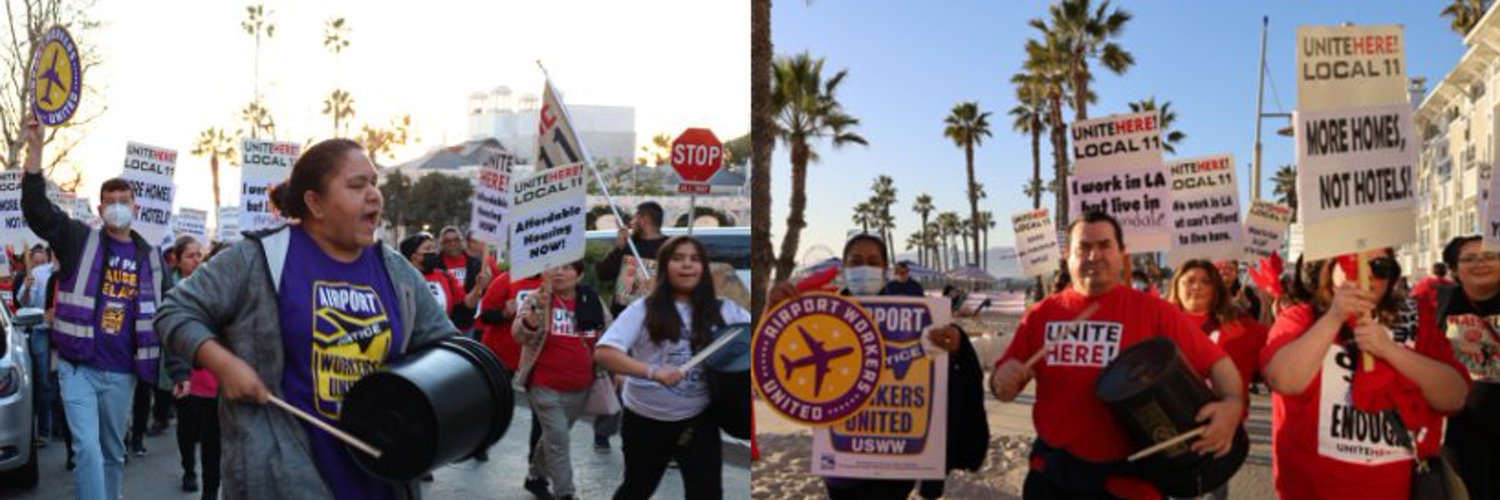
[843,266,886,296]
[102,203,132,230]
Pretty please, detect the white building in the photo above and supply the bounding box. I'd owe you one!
[466,86,636,166]
[1407,5,1500,276]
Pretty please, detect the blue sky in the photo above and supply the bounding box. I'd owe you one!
[769,1,1464,266]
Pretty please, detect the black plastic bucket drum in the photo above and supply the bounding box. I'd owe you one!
[706,323,751,439]
[1095,337,1248,497]
[340,336,514,482]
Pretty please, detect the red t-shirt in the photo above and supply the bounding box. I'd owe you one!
[479,273,543,371]
[998,285,1227,462]
[527,296,599,392]
[1184,312,1270,399]
[443,254,470,286]
[1409,276,1453,307]
[421,269,464,315]
[1259,302,1466,500]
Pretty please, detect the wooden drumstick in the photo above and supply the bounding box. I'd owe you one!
[267,395,384,459]
[1025,303,1101,369]
[1127,425,1206,462]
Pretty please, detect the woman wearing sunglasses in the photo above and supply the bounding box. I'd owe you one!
[1260,248,1468,499]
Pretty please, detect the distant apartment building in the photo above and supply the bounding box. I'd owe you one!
[466,86,636,166]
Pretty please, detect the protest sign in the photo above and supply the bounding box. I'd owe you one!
[508,163,587,279]
[811,296,950,479]
[1244,200,1294,260]
[217,205,241,242]
[1070,111,1164,173]
[0,171,39,250]
[119,142,177,245]
[174,208,208,244]
[1167,154,1241,266]
[73,196,96,227]
[1012,208,1060,277]
[240,139,300,233]
[1293,104,1416,260]
[1068,163,1173,252]
[535,80,588,169]
[1297,25,1407,112]
[469,152,512,248]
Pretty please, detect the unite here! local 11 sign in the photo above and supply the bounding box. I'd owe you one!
[508,163,587,279]
[1244,200,1294,260]
[470,152,512,248]
[1069,110,1172,253]
[1168,154,1242,267]
[120,142,178,246]
[1295,25,1416,261]
[240,139,301,233]
[1012,208,1060,278]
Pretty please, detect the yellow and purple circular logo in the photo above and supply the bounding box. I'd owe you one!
[753,293,883,425]
[30,25,82,126]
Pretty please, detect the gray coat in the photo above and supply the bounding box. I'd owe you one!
[154,226,457,500]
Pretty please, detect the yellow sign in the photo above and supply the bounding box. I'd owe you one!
[29,25,82,126]
[753,293,884,425]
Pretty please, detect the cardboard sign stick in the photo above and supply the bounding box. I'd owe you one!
[1359,254,1375,372]
[1025,303,1102,369]
[267,395,383,458]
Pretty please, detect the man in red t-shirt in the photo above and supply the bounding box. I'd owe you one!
[1409,261,1454,307]
[992,212,1243,498]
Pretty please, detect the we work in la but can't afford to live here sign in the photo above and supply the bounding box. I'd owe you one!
[508,163,587,279]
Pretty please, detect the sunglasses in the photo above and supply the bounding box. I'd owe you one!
[1336,255,1401,281]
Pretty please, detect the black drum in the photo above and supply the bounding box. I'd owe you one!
[707,323,751,439]
[339,336,514,482]
[1095,337,1248,497]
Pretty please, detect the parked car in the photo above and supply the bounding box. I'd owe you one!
[0,306,37,490]
[583,226,750,309]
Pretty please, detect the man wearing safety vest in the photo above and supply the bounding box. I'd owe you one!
[20,118,166,500]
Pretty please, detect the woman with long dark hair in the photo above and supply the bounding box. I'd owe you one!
[595,236,751,500]
[1261,248,1468,499]
[156,138,459,500]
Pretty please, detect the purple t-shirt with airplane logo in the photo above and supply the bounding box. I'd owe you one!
[278,226,403,499]
[92,237,140,373]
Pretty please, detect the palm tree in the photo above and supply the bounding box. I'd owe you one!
[240,101,276,139]
[1011,71,1049,209]
[191,127,237,213]
[323,89,356,138]
[977,211,995,271]
[1023,32,1075,231]
[870,175,898,263]
[750,0,773,316]
[943,101,993,266]
[1128,97,1185,154]
[912,193,935,266]
[1441,0,1489,36]
[925,221,944,270]
[324,17,350,83]
[1272,164,1298,221]
[937,212,961,269]
[1037,0,1135,122]
[772,52,868,281]
[905,232,925,262]
[852,200,875,234]
[242,4,275,102]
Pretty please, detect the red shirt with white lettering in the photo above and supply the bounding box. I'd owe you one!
[1184,312,1269,408]
[998,285,1227,462]
[479,273,543,371]
[528,296,599,392]
[1259,302,1464,500]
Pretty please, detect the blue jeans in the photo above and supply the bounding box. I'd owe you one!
[58,359,135,500]
[27,327,52,437]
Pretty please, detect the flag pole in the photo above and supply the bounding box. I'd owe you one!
[535,60,652,281]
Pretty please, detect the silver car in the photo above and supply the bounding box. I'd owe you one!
[0,306,38,490]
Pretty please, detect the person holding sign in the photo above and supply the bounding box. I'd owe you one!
[594,235,751,500]
[597,201,669,316]
[1430,236,1500,499]
[155,139,460,500]
[19,118,170,500]
[991,211,1244,498]
[399,233,468,319]
[513,260,612,500]
[1261,248,1468,499]
[767,233,988,500]
[1168,260,1270,408]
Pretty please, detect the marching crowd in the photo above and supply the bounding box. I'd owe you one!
[2,121,747,500]
[768,210,1498,500]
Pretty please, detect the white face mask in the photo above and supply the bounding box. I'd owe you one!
[102,203,133,230]
[843,266,886,296]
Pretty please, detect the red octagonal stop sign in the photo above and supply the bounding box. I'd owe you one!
[671,128,723,188]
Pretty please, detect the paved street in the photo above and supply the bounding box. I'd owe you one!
[0,400,750,499]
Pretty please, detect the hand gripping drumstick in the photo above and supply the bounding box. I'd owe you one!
[1024,303,1102,369]
[267,395,384,458]
[1127,425,1206,462]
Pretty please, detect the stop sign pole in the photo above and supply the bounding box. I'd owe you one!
[672,128,724,235]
